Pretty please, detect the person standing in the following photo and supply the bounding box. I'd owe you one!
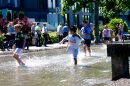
[102,25,111,45]
[12,24,25,66]
[80,20,91,56]
[118,24,123,41]
[42,23,48,47]
[31,22,36,45]
[31,22,36,37]
[62,23,69,44]
[115,24,119,41]
[57,22,63,42]
[35,23,41,46]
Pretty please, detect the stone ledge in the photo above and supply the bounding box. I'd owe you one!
[0,45,66,55]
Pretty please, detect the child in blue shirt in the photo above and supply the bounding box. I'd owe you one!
[12,24,25,66]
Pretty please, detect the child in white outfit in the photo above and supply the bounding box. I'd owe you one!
[60,25,84,65]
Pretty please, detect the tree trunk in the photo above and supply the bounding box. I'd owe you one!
[94,3,100,43]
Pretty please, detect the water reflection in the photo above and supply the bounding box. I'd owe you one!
[0,44,111,86]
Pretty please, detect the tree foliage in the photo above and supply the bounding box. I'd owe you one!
[13,11,17,20]
[61,0,130,19]
[6,10,11,21]
[102,0,130,19]
[61,0,102,15]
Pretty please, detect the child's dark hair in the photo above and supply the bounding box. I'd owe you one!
[69,25,77,33]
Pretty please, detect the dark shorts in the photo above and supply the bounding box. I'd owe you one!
[104,37,110,40]
[83,39,91,47]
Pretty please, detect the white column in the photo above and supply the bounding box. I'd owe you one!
[14,0,17,7]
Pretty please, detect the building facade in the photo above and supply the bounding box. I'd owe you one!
[0,0,94,29]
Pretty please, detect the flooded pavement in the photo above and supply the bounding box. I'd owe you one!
[0,44,113,86]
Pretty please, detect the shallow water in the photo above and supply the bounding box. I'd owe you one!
[0,44,112,86]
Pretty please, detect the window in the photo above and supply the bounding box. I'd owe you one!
[73,14,78,25]
[55,0,58,7]
[82,7,89,12]
[99,7,102,14]
[48,0,52,8]
[20,0,24,7]
[39,0,44,8]
[48,0,56,9]
[82,15,89,21]
[53,0,55,9]
[72,3,77,11]
[63,14,69,26]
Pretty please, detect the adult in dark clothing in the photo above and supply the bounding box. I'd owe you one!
[42,23,48,47]
[35,23,41,46]
[115,24,119,36]
[62,23,69,37]
[115,24,119,41]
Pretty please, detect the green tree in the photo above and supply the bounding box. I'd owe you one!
[6,10,11,21]
[0,10,3,18]
[102,0,130,19]
[13,11,17,20]
[61,0,103,43]
[18,11,24,20]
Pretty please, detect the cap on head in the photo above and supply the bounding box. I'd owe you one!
[43,22,47,25]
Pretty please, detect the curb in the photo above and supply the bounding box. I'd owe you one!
[0,45,66,55]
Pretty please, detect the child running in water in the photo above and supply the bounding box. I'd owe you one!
[12,24,25,66]
[60,25,84,65]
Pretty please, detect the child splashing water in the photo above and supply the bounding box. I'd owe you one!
[12,24,25,66]
[59,25,84,65]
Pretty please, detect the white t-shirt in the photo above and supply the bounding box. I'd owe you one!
[66,34,81,49]
[102,29,111,37]
[57,25,62,35]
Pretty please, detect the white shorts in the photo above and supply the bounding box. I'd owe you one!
[66,46,78,58]
[14,48,22,55]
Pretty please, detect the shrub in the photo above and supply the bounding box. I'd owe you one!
[40,36,44,44]
[99,23,104,31]
[13,11,17,20]
[0,34,5,45]
[6,10,11,21]
[0,10,3,18]
[18,11,24,20]
[108,18,128,33]
[128,30,130,34]
[50,36,58,43]
[48,31,58,43]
